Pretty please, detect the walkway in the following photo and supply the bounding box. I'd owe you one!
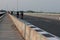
[0,14,24,40]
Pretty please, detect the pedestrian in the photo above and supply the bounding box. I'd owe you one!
[11,11,13,15]
[8,11,10,14]
[17,11,19,18]
[20,11,23,19]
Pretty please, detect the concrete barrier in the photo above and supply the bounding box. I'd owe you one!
[8,14,47,40]
[24,13,60,20]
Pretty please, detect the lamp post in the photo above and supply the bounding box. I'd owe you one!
[16,0,19,18]
[17,0,18,11]
[6,0,8,13]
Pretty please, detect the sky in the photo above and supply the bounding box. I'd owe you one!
[0,0,60,12]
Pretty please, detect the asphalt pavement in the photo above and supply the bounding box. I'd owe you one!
[23,15,60,37]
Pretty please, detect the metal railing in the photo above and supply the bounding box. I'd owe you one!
[0,14,5,22]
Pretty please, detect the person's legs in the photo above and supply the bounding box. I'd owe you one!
[21,15,23,19]
[17,12,19,18]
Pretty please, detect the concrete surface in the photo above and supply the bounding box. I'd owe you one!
[24,13,60,20]
[0,14,24,40]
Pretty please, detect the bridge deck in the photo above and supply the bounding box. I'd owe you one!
[0,14,24,40]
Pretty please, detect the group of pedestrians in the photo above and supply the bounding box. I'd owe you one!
[10,11,24,19]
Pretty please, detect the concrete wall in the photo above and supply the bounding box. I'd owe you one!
[8,14,47,40]
[24,13,60,20]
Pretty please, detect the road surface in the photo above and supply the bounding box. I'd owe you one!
[23,15,60,37]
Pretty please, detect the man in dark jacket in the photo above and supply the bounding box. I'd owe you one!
[20,11,23,19]
[17,11,19,18]
[11,11,13,15]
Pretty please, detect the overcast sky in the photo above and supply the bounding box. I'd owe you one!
[0,0,60,12]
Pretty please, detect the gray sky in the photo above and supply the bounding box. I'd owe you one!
[0,0,60,12]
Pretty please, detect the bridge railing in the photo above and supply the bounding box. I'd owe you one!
[8,13,47,40]
[0,14,5,22]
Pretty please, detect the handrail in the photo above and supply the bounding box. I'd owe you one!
[0,14,5,22]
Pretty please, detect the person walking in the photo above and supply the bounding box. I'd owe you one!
[17,11,19,18]
[11,11,13,15]
[20,11,23,19]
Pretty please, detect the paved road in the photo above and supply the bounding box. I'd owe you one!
[0,14,24,40]
[23,15,60,37]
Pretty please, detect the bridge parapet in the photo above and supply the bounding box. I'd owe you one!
[24,13,60,20]
[8,14,47,40]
